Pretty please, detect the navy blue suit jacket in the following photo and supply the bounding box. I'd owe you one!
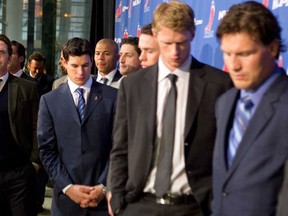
[212,72,288,216]
[37,79,117,216]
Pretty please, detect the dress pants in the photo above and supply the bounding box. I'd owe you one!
[0,163,37,216]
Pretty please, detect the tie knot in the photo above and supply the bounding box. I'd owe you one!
[241,96,254,110]
[76,88,84,96]
[167,74,177,85]
[100,77,109,85]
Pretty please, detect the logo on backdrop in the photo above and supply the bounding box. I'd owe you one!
[137,24,141,37]
[124,28,129,38]
[128,0,133,18]
[115,2,122,22]
[263,0,269,7]
[272,0,288,10]
[144,0,150,12]
[204,0,215,38]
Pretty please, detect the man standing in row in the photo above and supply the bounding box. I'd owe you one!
[0,34,39,216]
[108,2,232,216]
[138,23,160,68]
[37,37,117,216]
[119,37,141,77]
[95,38,122,88]
[212,2,288,216]
[8,40,33,80]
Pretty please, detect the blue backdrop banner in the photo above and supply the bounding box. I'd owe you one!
[114,0,288,73]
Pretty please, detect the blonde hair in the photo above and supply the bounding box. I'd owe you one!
[152,1,195,34]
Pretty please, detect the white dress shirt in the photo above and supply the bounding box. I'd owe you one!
[144,55,193,195]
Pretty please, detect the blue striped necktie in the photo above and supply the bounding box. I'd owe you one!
[228,95,254,167]
[76,88,86,122]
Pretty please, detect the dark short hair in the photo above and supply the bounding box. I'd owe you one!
[141,23,153,36]
[0,34,12,56]
[216,1,285,58]
[28,52,46,65]
[62,37,93,61]
[11,40,26,68]
[120,37,141,56]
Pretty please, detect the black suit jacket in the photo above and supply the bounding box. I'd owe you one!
[96,70,122,89]
[7,74,39,162]
[109,58,232,215]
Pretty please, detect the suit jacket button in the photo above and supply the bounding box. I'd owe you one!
[222,191,229,197]
[184,142,189,146]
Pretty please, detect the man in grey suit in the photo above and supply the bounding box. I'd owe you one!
[37,37,117,216]
[212,2,288,216]
[108,2,232,216]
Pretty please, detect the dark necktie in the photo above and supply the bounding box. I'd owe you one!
[228,95,254,167]
[100,77,108,85]
[0,79,3,91]
[76,88,86,122]
[154,74,178,197]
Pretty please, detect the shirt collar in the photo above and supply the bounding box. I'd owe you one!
[97,68,117,83]
[0,71,9,85]
[13,69,23,78]
[241,65,282,106]
[68,76,93,93]
[158,55,192,82]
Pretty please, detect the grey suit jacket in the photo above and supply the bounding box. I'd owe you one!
[109,58,232,216]
[37,79,117,216]
[212,73,288,216]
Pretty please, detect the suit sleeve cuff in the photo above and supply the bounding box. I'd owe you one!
[62,184,73,194]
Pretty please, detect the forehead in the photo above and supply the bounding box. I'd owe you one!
[120,44,138,54]
[29,59,45,67]
[0,41,8,51]
[220,32,258,51]
[67,54,92,64]
[11,46,18,53]
[96,42,115,52]
[139,34,157,46]
[156,27,192,42]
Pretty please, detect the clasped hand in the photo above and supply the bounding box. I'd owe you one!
[66,184,105,208]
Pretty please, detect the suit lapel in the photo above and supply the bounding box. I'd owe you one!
[59,83,82,125]
[139,66,158,177]
[83,80,102,123]
[227,74,287,177]
[144,66,158,145]
[184,58,207,139]
[8,75,19,141]
[218,89,239,172]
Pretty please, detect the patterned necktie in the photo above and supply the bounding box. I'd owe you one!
[154,74,178,197]
[76,88,86,122]
[100,77,108,85]
[228,95,254,167]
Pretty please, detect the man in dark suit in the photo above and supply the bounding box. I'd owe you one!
[37,37,117,216]
[8,40,34,80]
[27,52,55,95]
[212,2,288,216]
[0,34,39,216]
[94,38,122,88]
[108,2,232,216]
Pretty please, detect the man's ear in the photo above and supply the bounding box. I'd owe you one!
[19,56,25,64]
[269,39,280,59]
